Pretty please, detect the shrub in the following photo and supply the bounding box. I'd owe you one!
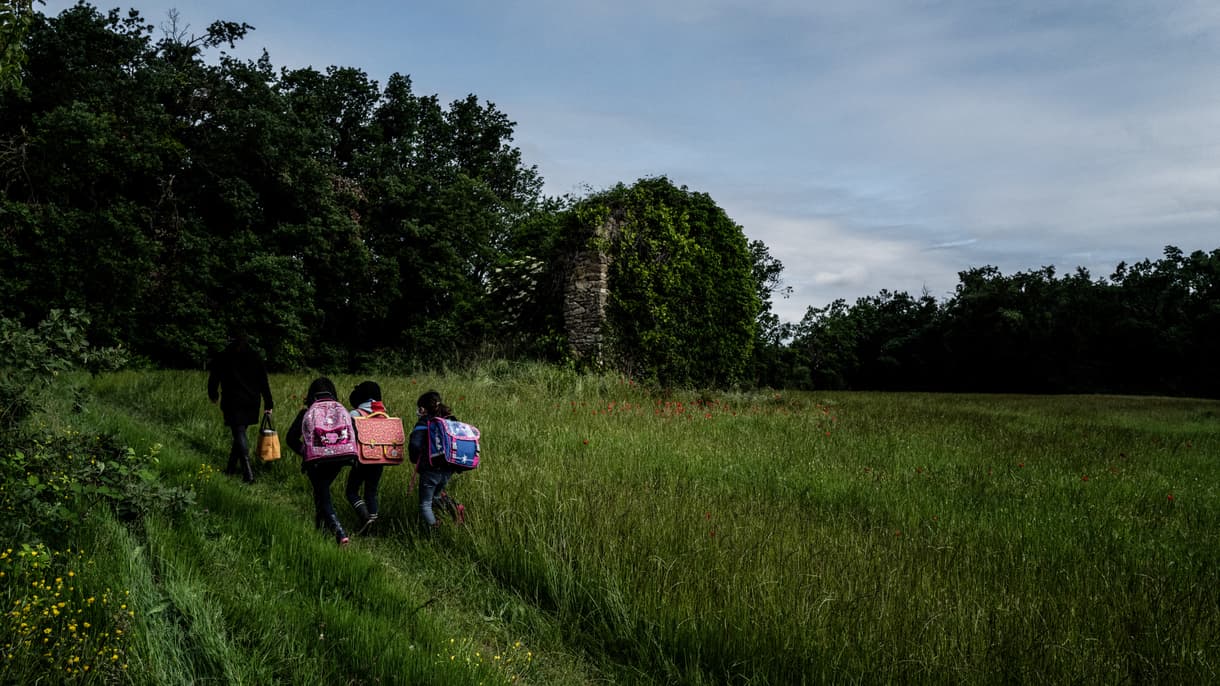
[0,308,189,546]
[0,431,195,545]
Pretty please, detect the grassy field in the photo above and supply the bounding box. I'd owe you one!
[4,364,1219,684]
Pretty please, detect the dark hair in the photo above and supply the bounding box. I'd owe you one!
[306,377,338,404]
[349,380,382,406]
[416,390,451,417]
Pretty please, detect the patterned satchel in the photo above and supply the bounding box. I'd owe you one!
[353,411,406,465]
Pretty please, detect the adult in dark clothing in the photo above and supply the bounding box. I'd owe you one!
[207,333,273,483]
[286,377,354,546]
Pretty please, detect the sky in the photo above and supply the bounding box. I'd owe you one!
[40,0,1220,324]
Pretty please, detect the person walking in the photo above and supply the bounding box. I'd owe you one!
[346,380,388,535]
[206,331,273,484]
[286,377,355,546]
[408,390,467,532]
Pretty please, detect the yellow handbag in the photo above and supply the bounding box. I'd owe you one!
[257,413,282,462]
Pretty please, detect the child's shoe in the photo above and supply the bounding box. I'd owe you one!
[357,513,378,536]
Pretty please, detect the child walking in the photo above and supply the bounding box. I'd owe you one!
[408,390,467,531]
[346,380,387,535]
[286,377,355,546]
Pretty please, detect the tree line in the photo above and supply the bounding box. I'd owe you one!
[769,247,1220,397]
[2,4,1216,396]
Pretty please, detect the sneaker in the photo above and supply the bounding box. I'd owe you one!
[338,535,351,546]
[454,503,466,525]
[357,513,378,536]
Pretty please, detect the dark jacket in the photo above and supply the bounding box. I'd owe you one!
[207,341,274,426]
[409,412,458,472]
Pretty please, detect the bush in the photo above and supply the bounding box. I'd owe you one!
[0,308,128,428]
[0,431,195,545]
[0,308,190,546]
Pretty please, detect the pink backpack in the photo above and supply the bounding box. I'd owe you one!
[301,398,358,464]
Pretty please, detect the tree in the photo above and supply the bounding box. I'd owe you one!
[357,75,546,365]
[0,0,40,91]
[793,289,941,390]
[747,239,799,387]
[568,177,759,387]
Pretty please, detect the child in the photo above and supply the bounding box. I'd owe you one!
[346,380,387,535]
[408,390,467,531]
[285,377,355,546]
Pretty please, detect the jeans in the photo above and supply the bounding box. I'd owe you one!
[417,468,453,527]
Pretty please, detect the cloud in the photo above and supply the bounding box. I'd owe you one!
[728,209,963,321]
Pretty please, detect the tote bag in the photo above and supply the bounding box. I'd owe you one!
[257,413,281,462]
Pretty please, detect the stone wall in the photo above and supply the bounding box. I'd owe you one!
[562,214,623,363]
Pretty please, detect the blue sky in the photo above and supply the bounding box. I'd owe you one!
[42,0,1220,323]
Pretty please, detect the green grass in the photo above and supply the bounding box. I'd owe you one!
[7,364,1219,684]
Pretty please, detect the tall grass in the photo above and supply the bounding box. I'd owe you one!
[47,366,1220,683]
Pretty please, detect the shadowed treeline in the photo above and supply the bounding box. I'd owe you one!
[2,5,1216,397]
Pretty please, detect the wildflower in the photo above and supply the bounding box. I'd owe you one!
[1082,475,1089,482]
[1167,493,1175,501]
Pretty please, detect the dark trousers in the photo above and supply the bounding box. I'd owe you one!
[228,425,249,462]
[226,425,254,481]
[346,462,385,515]
[306,462,346,524]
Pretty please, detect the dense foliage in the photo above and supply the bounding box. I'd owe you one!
[0,309,192,547]
[568,177,760,387]
[0,1,39,90]
[788,246,1220,396]
[0,4,550,370]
